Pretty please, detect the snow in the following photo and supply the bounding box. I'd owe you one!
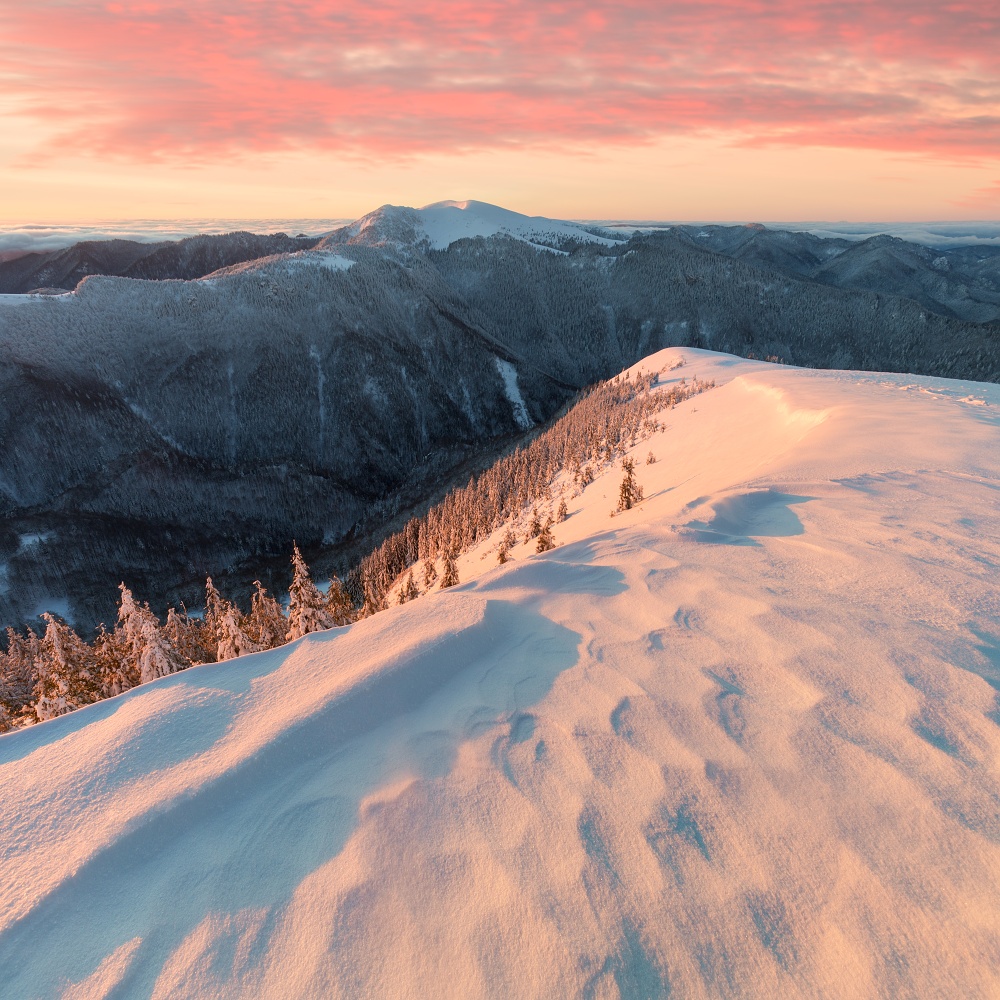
[0,292,73,306]
[494,358,533,430]
[350,199,624,251]
[2,349,1000,997]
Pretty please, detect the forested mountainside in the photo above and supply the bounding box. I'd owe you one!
[668,224,1000,324]
[1,201,999,634]
[0,232,320,293]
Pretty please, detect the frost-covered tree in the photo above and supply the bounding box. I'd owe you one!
[439,548,460,589]
[247,581,287,649]
[33,614,100,721]
[118,584,187,684]
[0,627,40,728]
[397,570,419,604]
[203,577,228,650]
[216,602,262,661]
[93,622,132,697]
[527,507,543,541]
[325,574,355,626]
[422,558,438,589]
[617,456,643,512]
[556,498,569,522]
[163,606,214,666]
[536,518,556,553]
[287,543,335,640]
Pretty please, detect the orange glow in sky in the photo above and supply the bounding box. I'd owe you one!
[1,0,998,222]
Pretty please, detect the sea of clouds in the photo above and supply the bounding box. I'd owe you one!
[2,218,1000,256]
[591,220,1000,248]
[0,220,351,256]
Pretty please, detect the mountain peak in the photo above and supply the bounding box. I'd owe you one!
[321,200,624,254]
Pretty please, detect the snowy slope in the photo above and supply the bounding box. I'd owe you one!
[327,199,624,252]
[3,350,1000,997]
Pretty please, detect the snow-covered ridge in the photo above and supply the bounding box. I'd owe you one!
[2,349,1000,997]
[327,199,625,252]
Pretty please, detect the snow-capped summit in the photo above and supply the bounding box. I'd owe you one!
[321,199,624,253]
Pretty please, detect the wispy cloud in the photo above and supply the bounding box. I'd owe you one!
[2,0,998,161]
[952,181,1000,209]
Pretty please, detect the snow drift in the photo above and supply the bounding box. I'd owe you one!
[2,349,999,998]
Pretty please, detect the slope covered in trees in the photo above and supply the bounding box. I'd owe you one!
[0,361,712,732]
[2,202,1000,636]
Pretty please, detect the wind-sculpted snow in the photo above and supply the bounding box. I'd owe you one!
[1,348,998,997]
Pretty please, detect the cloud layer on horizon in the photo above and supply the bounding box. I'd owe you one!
[2,0,998,164]
[4,217,1000,256]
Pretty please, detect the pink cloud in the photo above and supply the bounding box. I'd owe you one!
[1,0,998,161]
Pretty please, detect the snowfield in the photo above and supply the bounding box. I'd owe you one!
[2,348,1000,998]
[339,199,624,251]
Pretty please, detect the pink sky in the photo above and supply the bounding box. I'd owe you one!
[1,0,998,221]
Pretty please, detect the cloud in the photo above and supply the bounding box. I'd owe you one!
[0,220,348,254]
[952,181,1000,209]
[1,0,998,162]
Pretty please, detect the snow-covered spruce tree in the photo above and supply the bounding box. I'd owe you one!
[33,614,100,722]
[93,622,132,697]
[536,518,556,553]
[556,498,569,522]
[527,507,543,542]
[0,628,40,728]
[422,558,438,589]
[202,577,228,659]
[216,602,263,661]
[617,456,643,512]
[118,584,187,684]
[324,573,355,626]
[439,548,460,589]
[247,581,288,649]
[286,543,336,640]
[202,578,260,661]
[163,606,215,666]
[397,570,419,604]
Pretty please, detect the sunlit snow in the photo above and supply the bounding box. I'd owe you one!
[1,349,999,997]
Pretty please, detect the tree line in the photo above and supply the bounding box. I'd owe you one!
[0,363,713,733]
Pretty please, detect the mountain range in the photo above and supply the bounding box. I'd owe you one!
[1,200,999,632]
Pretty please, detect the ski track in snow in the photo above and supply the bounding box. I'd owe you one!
[2,349,1000,997]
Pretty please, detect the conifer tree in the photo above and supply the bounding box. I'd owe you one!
[0,627,40,725]
[286,543,335,640]
[397,570,419,604]
[163,606,214,665]
[439,548,460,589]
[536,518,556,553]
[93,622,132,697]
[118,584,186,684]
[33,614,100,721]
[215,603,262,661]
[247,581,287,649]
[324,574,355,626]
[203,577,228,655]
[617,456,643,511]
[556,498,569,522]
[422,558,438,589]
[527,507,543,540]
